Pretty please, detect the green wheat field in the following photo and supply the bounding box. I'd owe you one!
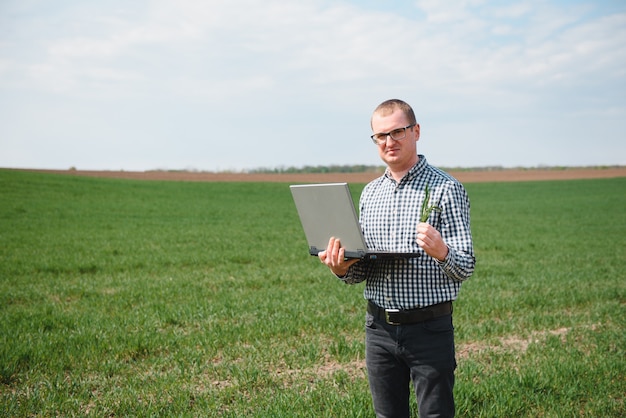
[1,169,624,417]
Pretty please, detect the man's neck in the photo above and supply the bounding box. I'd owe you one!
[388,155,419,182]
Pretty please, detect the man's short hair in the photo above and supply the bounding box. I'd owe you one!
[371,99,417,128]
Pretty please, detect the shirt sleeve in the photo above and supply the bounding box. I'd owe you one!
[335,260,369,284]
[436,181,475,281]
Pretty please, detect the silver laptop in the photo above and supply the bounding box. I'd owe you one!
[289,183,420,260]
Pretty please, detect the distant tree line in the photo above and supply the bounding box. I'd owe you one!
[243,164,622,174]
[247,165,386,174]
[150,165,622,175]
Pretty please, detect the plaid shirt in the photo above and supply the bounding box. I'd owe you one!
[340,155,475,309]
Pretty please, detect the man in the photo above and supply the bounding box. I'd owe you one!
[319,99,475,417]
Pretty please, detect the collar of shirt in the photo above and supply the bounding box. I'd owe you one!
[383,155,428,186]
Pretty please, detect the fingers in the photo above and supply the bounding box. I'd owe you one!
[416,222,432,245]
[318,237,355,276]
[416,222,434,235]
[318,237,337,262]
[416,222,448,261]
[321,237,341,265]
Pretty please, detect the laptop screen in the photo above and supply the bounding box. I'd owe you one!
[290,183,368,258]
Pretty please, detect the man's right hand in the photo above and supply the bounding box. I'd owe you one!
[318,237,359,277]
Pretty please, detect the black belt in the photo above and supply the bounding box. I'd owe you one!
[367,301,452,325]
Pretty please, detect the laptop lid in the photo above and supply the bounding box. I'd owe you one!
[289,183,419,260]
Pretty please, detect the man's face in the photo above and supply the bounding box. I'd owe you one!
[371,109,420,171]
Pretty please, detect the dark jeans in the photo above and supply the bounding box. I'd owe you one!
[365,312,456,418]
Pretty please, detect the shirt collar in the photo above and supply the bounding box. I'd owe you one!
[384,155,427,185]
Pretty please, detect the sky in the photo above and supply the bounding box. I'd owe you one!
[1,0,625,172]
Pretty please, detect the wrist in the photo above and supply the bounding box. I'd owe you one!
[435,246,449,263]
[333,267,348,277]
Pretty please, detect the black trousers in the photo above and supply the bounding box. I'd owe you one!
[365,312,456,418]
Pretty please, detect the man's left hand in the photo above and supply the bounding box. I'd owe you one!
[416,222,448,262]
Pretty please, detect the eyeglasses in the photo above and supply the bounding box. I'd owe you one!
[370,124,415,145]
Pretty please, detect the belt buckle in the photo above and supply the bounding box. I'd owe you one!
[384,309,401,325]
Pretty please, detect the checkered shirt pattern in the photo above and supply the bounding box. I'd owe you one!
[340,156,475,309]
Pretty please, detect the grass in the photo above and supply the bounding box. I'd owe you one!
[0,169,624,417]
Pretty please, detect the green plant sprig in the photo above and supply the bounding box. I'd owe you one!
[420,184,442,222]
